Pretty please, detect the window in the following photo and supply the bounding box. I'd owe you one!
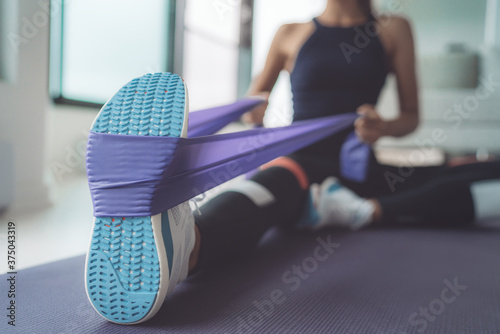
[0,0,18,83]
[182,0,246,110]
[50,0,176,106]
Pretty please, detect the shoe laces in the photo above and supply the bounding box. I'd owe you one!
[189,193,206,216]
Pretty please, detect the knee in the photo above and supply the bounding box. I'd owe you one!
[260,157,309,190]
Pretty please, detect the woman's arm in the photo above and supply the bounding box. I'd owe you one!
[242,25,289,125]
[355,17,419,144]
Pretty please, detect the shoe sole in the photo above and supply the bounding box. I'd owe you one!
[84,72,189,324]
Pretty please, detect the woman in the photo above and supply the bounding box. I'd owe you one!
[86,0,500,324]
[192,0,500,277]
[193,0,427,265]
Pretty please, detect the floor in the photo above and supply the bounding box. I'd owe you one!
[5,226,500,334]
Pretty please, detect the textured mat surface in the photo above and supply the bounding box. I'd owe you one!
[2,226,500,333]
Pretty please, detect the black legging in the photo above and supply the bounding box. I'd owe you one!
[194,155,500,269]
[377,161,500,225]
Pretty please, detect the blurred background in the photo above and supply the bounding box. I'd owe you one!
[0,0,499,271]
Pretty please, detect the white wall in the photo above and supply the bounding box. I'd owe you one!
[0,0,51,212]
[45,105,98,185]
[377,75,500,154]
[376,0,500,154]
[382,0,488,55]
[182,0,241,110]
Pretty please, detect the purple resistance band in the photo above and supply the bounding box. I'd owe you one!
[87,111,365,217]
[188,97,265,137]
[340,131,371,183]
[187,97,370,184]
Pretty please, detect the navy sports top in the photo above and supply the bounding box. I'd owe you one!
[290,16,388,158]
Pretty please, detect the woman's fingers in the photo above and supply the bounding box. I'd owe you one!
[355,104,384,144]
[242,101,268,125]
[356,103,374,115]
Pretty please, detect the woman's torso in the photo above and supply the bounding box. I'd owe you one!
[281,16,390,159]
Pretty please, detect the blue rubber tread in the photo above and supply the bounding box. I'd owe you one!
[92,73,185,137]
[86,72,185,323]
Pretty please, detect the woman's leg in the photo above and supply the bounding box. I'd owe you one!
[340,156,447,199]
[190,152,340,271]
[192,158,311,270]
[306,161,500,230]
[374,161,500,226]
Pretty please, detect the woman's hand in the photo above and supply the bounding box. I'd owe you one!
[242,92,270,126]
[354,104,386,144]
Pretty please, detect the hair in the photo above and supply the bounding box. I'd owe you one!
[358,0,373,16]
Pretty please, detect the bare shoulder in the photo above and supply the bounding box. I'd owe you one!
[378,14,414,40]
[276,22,312,39]
[376,14,414,57]
[274,22,315,51]
[273,21,316,72]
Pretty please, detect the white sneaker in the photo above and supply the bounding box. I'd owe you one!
[298,177,374,230]
[85,73,195,324]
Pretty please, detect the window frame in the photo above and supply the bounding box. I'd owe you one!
[48,0,181,108]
